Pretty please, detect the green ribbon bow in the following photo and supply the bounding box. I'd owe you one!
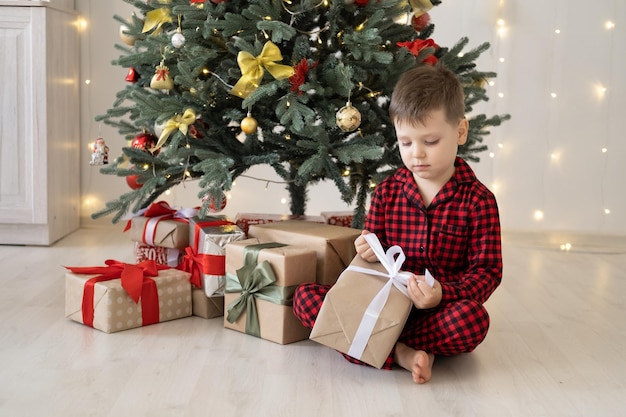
[225,243,297,338]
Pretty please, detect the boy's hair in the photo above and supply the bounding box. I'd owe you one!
[389,64,465,126]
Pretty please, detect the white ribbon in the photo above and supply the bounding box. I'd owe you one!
[131,206,199,246]
[346,233,435,360]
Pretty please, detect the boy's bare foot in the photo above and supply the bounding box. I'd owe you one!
[394,342,435,384]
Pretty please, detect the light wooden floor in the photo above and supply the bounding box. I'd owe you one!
[0,227,625,417]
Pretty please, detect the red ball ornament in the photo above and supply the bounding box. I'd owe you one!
[126,174,143,190]
[131,132,159,155]
[354,0,368,5]
[412,12,431,32]
[202,192,227,213]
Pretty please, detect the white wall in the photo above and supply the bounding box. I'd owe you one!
[76,0,626,236]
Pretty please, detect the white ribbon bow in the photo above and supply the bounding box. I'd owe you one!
[346,233,434,360]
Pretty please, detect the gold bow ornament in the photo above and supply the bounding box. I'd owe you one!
[142,8,173,35]
[152,108,196,151]
[230,41,294,99]
[409,0,433,16]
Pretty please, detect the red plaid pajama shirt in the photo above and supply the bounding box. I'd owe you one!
[294,157,503,369]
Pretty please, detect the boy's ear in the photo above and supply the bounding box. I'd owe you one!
[457,118,469,145]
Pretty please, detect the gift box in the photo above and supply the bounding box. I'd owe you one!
[134,242,183,267]
[180,216,246,298]
[223,238,317,344]
[234,213,325,236]
[309,234,414,369]
[65,260,192,333]
[320,211,354,228]
[127,201,198,249]
[248,221,361,286]
[192,288,224,319]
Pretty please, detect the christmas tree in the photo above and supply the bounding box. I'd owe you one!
[94,0,509,228]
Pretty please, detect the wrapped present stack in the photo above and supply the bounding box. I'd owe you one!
[223,238,317,344]
[248,221,361,286]
[65,260,192,333]
[127,201,197,267]
[181,216,246,319]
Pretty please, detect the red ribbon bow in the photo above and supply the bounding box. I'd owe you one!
[177,219,235,288]
[156,68,168,81]
[177,247,226,288]
[65,260,169,328]
[124,201,198,246]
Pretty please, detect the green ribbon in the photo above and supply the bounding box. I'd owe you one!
[225,243,298,338]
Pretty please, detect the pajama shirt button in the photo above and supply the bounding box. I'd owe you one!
[419,246,425,253]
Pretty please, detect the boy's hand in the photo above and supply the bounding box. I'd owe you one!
[407,274,442,309]
[354,230,378,263]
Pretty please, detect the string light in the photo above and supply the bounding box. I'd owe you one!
[605,21,615,30]
[534,210,544,221]
[75,17,88,31]
[560,243,572,251]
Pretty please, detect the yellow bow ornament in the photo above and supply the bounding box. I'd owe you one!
[230,41,295,99]
[152,108,196,151]
[142,8,173,35]
[409,0,433,16]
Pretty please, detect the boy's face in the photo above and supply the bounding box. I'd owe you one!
[395,108,468,186]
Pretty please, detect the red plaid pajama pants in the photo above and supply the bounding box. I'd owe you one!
[293,283,490,370]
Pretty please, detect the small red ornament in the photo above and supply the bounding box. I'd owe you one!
[202,192,227,213]
[126,174,143,190]
[412,12,431,32]
[125,67,139,83]
[355,0,368,5]
[131,132,159,154]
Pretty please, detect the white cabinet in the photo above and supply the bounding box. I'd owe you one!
[0,1,79,245]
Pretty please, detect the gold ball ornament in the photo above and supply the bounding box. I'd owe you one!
[336,102,362,132]
[241,114,258,134]
[119,23,137,46]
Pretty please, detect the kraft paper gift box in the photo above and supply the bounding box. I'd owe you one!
[134,242,183,267]
[234,213,325,235]
[181,216,246,299]
[223,238,317,344]
[65,260,192,334]
[248,221,361,286]
[127,201,198,249]
[309,234,415,369]
[192,288,224,319]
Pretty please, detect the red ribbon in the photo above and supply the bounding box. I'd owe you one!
[65,260,169,328]
[176,219,235,288]
[177,247,226,288]
[156,68,168,81]
[123,201,197,247]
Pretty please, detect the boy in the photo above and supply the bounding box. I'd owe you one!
[293,64,502,384]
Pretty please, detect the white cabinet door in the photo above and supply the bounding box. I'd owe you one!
[0,5,79,245]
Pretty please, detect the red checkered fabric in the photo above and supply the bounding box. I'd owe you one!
[293,283,489,369]
[293,158,501,370]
